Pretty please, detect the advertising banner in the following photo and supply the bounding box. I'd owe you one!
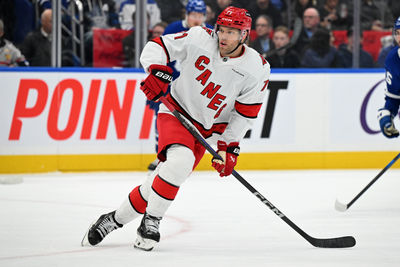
[0,69,399,172]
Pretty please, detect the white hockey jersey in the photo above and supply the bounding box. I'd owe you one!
[140,26,270,144]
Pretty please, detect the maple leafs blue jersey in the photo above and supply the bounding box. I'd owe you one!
[384,46,400,115]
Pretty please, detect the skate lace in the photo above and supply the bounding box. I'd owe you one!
[98,216,118,237]
[144,215,160,233]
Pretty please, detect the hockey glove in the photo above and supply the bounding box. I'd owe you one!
[212,141,240,177]
[378,108,399,138]
[140,64,173,101]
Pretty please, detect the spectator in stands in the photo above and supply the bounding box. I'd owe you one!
[119,0,161,30]
[0,19,28,67]
[292,7,321,56]
[122,21,167,67]
[267,26,301,68]
[122,12,151,67]
[20,9,52,66]
[301,27,339,67]
[360,0,383,31]
[164,0,212,35]
[377,35,396,67]
[10,0,36,45]
[248,0,283,29]
[388,0,400,22]
[318,0,351,30]
[208,0,232,25]
[337,27,375,68]
[155,0,185,24]
[205,4,216,25]
[270,0,286,11]
[291,0,317,19]
[150,22,167,39]
[250,15,274,57]
[86,0,120,29]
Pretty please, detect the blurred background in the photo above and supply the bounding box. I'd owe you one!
[1,0,398,69]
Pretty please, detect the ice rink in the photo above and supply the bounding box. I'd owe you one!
[1,169,400,267]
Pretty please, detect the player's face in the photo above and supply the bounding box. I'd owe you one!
[187,12,205,28]
[273,31,289,49]
[394,29,400,46]
[217,26,242,56]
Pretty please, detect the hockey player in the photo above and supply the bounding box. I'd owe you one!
[147,0,213,171]
[378,16,400,138]
[163,0,213,35]
[81,6,270,251]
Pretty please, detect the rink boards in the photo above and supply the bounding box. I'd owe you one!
[0,68,399,173]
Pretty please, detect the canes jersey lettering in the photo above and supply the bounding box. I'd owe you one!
[140,26,271,143]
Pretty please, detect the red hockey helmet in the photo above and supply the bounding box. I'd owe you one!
[216,6,252,33]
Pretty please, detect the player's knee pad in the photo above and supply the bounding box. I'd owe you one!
[158,144,195,186]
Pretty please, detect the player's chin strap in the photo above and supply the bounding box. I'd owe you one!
[226,30,248,55]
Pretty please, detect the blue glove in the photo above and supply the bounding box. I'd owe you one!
[377,108,399,138]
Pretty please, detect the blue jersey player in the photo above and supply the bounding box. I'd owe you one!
[163,0,213,35]
[378,16,400,138]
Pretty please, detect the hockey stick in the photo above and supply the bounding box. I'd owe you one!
[335,152,400,212]
[159,96,356,248]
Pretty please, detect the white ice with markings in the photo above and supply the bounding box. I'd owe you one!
[1,169,400,267]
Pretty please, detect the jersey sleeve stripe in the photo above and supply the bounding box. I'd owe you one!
[234,101,262,118]
[150,37,171,63]
[385,89,400,99]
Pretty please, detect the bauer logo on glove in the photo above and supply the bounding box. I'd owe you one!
[140,64,173,102]
[154,70,173,83]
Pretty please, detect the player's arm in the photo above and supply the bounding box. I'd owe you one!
[139,29,193,101]
[140,28,193,72]
[378,57,400,138]
[212,68,270,177]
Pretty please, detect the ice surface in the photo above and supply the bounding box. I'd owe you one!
[1,169,400,267]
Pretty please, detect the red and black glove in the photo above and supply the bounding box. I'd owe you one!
[212,141,240,177]
[140,64,173,101]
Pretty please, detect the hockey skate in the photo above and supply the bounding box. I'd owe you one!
[134,212,161,251]
[81,211,123,246]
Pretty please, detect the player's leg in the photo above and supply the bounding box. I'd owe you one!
[81,165,161,247]
[134,112,206,251]
[134,144,195,251]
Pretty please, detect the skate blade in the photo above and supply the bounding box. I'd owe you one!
[81,229,90,247]
[134,235,158,251]
[81,220,97,247]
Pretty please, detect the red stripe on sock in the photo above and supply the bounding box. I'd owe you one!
[152,175,179,200]
[129,186,147,214]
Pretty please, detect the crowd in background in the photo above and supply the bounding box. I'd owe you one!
[0,0,399,68]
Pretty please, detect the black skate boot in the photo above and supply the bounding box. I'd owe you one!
[134,212,162,251]
[81,211,123,246]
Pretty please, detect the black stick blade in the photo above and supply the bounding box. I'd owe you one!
[310,236,356,248]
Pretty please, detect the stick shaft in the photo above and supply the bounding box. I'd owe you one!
[346,152,400,209]
[159,96,344,247]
